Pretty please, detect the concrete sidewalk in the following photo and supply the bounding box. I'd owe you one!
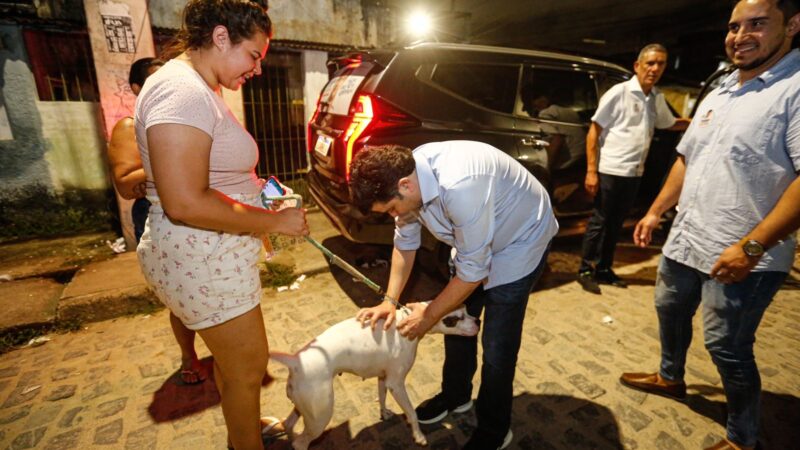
[0,211,338,341]
[0,212,798,449]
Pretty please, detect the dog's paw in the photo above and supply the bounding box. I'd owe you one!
[413,434,428,446]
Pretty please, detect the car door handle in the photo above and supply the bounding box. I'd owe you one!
[520,137,549,147]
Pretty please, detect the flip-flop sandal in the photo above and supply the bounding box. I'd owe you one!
[261,416,287,439]
[226,417,287,449]
[179,368,205,385]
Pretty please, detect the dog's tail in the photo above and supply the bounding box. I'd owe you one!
[269,351,300,371]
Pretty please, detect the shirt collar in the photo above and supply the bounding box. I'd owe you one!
[626,77,658,98]
[413,150,440,207]
[722,48,800,92]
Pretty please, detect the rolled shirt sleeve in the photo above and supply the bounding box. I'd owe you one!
[393,216,423,251]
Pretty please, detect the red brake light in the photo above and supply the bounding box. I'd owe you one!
[344,95,374,180]
[343,95,419,181]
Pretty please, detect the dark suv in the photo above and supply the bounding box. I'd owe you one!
[307,42,676,254]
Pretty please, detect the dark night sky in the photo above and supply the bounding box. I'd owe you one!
[389,0,738,85]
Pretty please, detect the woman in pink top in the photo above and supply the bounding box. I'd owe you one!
[134,1,308,448]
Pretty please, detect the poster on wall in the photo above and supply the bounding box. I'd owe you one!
[100,1,137,54]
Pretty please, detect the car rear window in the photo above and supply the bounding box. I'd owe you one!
[318,62,375,116]
[431,63,519,114]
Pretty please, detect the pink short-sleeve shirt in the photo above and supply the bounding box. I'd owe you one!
[134,59,261,197]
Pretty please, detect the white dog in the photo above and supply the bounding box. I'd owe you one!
[271,304,480,450]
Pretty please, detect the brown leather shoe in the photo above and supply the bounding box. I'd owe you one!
[703,438,753,450]
[619,372,687,400]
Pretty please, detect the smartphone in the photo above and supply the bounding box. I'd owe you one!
[261,176,286,205]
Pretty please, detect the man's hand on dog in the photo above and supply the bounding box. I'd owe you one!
[357,302,397,330]
[397,303,435,341]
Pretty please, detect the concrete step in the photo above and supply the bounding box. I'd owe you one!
[58,251,160,324]
[0,278,63,334]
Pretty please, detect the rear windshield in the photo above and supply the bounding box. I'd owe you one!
[318,63,375,116]
[431,63,519,114]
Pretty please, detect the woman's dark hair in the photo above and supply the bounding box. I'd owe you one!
[350,145,416,214]
[128,57,163,87]
[162,0,272,59]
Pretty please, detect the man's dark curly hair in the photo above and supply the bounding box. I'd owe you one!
[128,57,163,88]
[162,0,272,59]
[350,145,416,215]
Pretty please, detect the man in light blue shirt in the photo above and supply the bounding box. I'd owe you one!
[621,1,800,449]
[350,141,558,450]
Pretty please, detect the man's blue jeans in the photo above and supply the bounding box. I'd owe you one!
[655,256,787,447]
[440,249,549,445]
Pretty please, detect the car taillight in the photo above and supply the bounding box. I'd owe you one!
[343,95,419,181]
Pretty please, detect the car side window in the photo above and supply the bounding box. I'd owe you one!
[517,67,598,124]
[430,63,519,114]
[596,72,629,98]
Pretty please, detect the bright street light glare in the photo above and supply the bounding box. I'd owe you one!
[406,10,433,37]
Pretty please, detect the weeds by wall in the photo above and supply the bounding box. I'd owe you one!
[0,185,117,243]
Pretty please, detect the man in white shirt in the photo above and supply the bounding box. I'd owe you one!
[578,44,690,294]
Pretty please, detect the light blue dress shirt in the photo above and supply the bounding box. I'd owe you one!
[663,49,800,274]
[394,141,559,289]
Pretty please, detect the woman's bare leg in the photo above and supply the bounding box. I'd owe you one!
[170,312,206,382]
[198,306,268,450]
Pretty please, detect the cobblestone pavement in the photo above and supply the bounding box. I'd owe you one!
[1,228,798,449]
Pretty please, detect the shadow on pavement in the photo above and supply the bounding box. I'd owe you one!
[147,356,220,422]
[262,393,624,449]
[686,386,800,449]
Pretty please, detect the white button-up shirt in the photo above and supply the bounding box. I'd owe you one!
[393,141,559,289]
[663,49,800,274]
[592,77,677,177]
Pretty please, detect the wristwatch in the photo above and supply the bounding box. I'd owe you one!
[742,239,765,257]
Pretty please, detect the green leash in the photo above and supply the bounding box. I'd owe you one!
[263,193,383,295]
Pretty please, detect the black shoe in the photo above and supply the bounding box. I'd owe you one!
[463,429,513,450]
[596,269,627,288]
[415,393,473,424]
[577,271,601,294]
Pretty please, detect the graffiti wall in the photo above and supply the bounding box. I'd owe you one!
[83,0,155,139]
